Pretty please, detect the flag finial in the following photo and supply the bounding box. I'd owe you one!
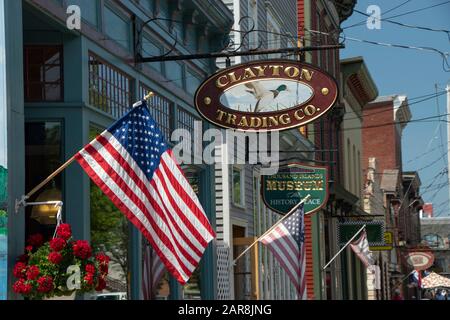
[144,91,154,101]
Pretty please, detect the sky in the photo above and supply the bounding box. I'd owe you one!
[340,0,450,216]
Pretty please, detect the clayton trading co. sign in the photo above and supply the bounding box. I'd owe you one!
[404,251,435,271]
[195,60,338,132]
[261,163,328,215]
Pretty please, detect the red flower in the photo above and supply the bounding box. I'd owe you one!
[48,252,63,265]
[13,279,32,295]
[25,246,33,252]
[56,223,72,240]
[95,277,106,291]
[13,262,27,279]
[49,237,66,252]
[26,265,40,280]
[21,282,32,295]
[84,273,94,286]
[85,264,96,274]
[37,276,54,293]
[73,240,92,259]
[99,263,108,276]
[27,233,44,248]
[95,253,110,265]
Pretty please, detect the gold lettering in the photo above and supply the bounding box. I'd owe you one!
[249,117,262,128]
[277,181,286,191]
[228,71,242,84]
[216,110,226,121]
[242,68,257,80]
[279,114,291,125]
[315,180,323,190]
[304,105,317,116]
[269,65,283,76]
[294,109,305,120]
[253,65,267,77]
[268,116,279,127]
[238,116,249,127]
[286,181,294,190]
[216,75,229,88]
[284,66,300,78]
[300,68,314,81]
[266,181,277,191]
[226,113,237,125]
[261,117,268,128]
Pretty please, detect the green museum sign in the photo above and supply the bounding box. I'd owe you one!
[261,163,328,215]
[338,221,385,247]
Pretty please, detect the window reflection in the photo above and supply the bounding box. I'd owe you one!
[25,121,62,241]
[24,46,63,102]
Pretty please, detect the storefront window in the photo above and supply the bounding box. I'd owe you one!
[24,46,63,102]
[232,166,244,207]
[89,126,129,299]
[25,121,63,241]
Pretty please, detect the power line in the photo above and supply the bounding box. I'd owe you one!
[341,36,450,72]
[342,91,448,123]
[342,1,450,30]
[339,2,450,39]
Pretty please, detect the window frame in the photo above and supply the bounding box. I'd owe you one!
[232,165,245,208]
[88,51,133,118]
[24,45,64,102]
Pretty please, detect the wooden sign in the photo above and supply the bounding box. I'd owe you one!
[195,60,338,132]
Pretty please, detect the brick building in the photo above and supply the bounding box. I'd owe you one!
[362,95,425,299]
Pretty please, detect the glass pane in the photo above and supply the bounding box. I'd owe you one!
[233,168,241,205]
[26,48,43,64]
[44,84,62,101]
[89,126,129,300]
[27,83,44,101]
[27,65,43,82]
[25,122,62,241]
[44,65,61,82]
[44,47,60,65]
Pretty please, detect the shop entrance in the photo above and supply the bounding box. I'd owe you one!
[232,225,260,300]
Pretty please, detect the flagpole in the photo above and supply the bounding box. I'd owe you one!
[322,224,366,270]
[232,194,311,265]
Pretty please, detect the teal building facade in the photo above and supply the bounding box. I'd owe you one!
[3,0,233,300]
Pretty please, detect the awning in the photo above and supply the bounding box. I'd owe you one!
[422,272,450,289]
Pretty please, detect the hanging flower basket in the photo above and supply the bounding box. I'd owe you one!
[12,223,110,300]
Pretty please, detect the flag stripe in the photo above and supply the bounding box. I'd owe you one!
[75,102,214,285]
[97,134,209,253]
[263,228,300,274]
[75,152,190,283]
[82,141,199,272]
[158,154,215,236]
[263,232,300,282]
[260,205,306,299]
[264,240,301,293]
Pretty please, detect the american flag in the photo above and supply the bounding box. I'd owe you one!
[142,243,165,299]
[260,204,307,299]
[349,229,374,268]
[75,100,215,284]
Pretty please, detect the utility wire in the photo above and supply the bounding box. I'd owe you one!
[342,1,450,30]
[338,2,450,39]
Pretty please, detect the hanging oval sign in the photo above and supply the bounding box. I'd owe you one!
[195,59,338,132]
[405,251,435,271]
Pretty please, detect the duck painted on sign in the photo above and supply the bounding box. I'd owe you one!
[244,82,289,112]
[219,79,313,113]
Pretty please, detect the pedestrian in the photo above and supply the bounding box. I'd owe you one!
[392,288,404,300]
